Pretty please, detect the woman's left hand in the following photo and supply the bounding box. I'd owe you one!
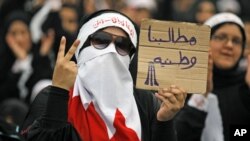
[155,85,187,121]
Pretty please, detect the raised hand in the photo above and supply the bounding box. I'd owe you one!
[52,36,80,90]
[40,29,55,56]
[6,34,28,60]
[155,85,187,121]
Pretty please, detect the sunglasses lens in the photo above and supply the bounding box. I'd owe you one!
[115,37,133,56]
[91,32,112,49]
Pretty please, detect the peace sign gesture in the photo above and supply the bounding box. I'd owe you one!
[52,36,80,90]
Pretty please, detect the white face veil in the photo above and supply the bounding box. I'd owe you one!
[72,12,141,140]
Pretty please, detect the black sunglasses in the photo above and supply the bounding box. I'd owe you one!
[89,31,135,57]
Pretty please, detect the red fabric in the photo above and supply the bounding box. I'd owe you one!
[110,109,140,141]
[67,90,140,141]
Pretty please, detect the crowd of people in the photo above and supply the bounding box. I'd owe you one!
[0,0,250,141]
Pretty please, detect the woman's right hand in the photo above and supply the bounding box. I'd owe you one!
[52,36,80,90]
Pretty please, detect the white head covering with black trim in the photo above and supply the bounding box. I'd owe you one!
[205,12,244,29]
[205,12,246,48]
[72,11,141,140]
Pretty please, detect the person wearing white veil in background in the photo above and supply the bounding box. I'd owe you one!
[175,12,250,141]
[21,9,187,141]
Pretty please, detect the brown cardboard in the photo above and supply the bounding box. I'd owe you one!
[136,19,211,94]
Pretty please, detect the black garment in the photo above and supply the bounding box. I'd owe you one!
[174,66,250,141]
[238,0,250,20]
[175,106,207,141]
[21,86,176,141]
[212,67,250,141]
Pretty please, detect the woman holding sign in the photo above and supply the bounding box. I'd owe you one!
[175,13,250,141]
[21,10,187,141]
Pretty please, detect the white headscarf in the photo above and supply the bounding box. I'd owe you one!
[204,12,246,48]
[204,12,244,29]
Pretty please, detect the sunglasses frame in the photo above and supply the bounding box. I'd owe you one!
[89,30,136,57]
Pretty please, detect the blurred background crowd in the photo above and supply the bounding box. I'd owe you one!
[0,0,250,140]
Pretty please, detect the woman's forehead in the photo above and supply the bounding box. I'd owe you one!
[102,27,127,37]
[214,23,242,36]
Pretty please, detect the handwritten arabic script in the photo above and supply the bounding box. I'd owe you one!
[93,17,135,38]
[136,19,210,94]
[144,51,196,87]
[153,51,197,69]
[148,25,197,46]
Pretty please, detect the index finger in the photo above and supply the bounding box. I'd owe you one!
[57,36,66,60]
[65,39,80,61]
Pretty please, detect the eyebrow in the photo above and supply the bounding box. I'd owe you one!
[101,30,128,38]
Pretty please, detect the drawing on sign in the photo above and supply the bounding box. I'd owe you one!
[144,51,197,87]
[144,62,159,86]
[153,51,197,69]
[148,25,197,46]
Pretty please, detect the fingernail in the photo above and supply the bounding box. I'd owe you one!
[61,36,66,43]
[75,40,80,45]
[163,88,168,91]
[155,93,160,97]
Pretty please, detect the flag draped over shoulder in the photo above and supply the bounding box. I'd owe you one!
[67,11,141,141]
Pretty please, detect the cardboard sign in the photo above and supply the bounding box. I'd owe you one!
[136,19,211,94]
